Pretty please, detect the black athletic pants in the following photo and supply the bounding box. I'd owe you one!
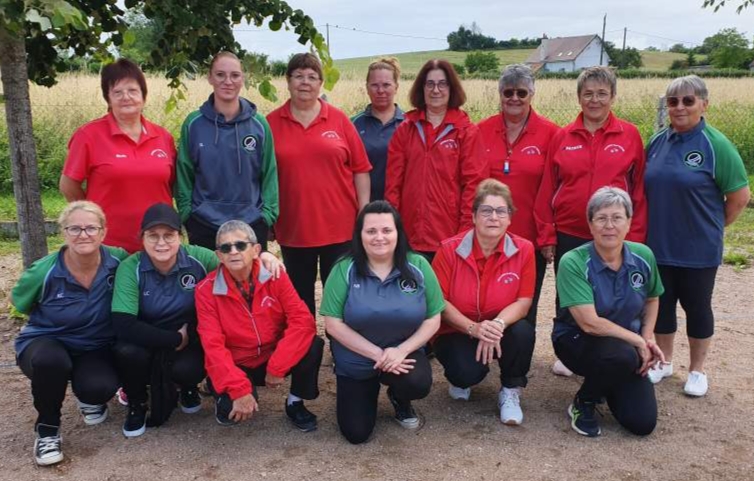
[18,337,119,429]
[336,350,432,444]
[280,242,350,315]
[113,341,205,405]
[554,332,657,436]
[655,265,718,339]
[186,215,269,252]
[525,250,548,324]
[434,319,535,389]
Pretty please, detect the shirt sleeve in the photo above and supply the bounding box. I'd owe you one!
[342,115,372,174]
[534,131,564,247]
[175,113,197,223]
[258,114,280,226]
[185,244,220,272]
[632,243,665,298]
[385,123,408,212]
[111,254,141,316]
[458,124,488,231]
[709,129,750,194]
[10,253,57,314]
[430,244,453,299]
[319,259,351,318]
[62,126,92,182]
[626,125,647,243]
[412,254,446,318]
[556,251,594,308]
[518,242,536,299]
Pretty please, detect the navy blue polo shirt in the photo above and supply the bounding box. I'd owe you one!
[553,241,664,340]
[111,245,218,330]
[320,253,445,380]
[13,245,129,356]
[352,104,404,201]
[645,119,749,268]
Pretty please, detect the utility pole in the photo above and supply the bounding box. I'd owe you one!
[599,14,606,66]
[622,27,627,51]
[326,23,330,49]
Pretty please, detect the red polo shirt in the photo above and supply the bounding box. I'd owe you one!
[267,100,371,247]
[63,113,176,253]
[478,109,560,248]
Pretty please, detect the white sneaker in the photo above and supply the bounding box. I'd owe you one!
[684,371,708,397]
[498,387,523,425]
[77,401,108,425]
[552,359,574,377]
[647,361,673,384]
[448,384,471,401]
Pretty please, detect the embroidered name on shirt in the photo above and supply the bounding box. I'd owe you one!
[564,145,583,151]
[115,154,128,158]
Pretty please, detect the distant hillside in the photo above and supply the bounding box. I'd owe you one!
[333,49,695,78]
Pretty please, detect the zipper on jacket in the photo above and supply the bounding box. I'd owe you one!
[241,303,262,357]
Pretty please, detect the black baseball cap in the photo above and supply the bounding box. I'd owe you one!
[141,203,181,232]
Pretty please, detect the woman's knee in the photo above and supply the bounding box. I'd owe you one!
[340,422,374,444]
[113,342,151,368]
[622,414,657,436]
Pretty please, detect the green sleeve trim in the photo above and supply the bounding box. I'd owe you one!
[704,125,749,194]
[257,113,279,226]
[409,253,446,317]
[319,258,353,318]
[625,242,665,298]
[350,111,365,123]
[175,111,202,223]
[111,253,142,315]
[556,249,594,308]
[185,244,220,271]
[104,245,129,261]
[10,252,58,314]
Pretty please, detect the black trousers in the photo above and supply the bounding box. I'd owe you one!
[17,337,119,428]
[434,319,536,389]
[113,341,205,405]
[554,231,591,314]
[280,242,350,315]
[336,350,432,444]
[554,332,657,436]
[524,250,548,325]
[209,336,324,402]
[655,265,718,339]
[186,215,269,252]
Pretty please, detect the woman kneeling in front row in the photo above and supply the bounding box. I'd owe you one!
[554,186,664,437]
[321,201,444,444]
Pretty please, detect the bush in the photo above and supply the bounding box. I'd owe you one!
[269,60,288,77]
[464,51,499,74]
[670,59,689,70]
[451,63,466,75]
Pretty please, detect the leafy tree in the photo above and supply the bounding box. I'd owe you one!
[702,0,753,13]
[669,43,689,53]
[645,46,659,52]
[118,8,163,66]
[447,23,498,51]
[451,63,466,75]
[686,50,697,67]
[702,28,752,68]
[0,0,332,267]
[464,51,500,74]
[604,42,643,69]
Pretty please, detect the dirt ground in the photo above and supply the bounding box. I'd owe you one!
[0,252,753,481]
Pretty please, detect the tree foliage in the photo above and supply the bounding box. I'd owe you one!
[464,51,499,74]
[447,23,539,51]
[702,28,753,68]
[603,42,643,69]
[702,0,753,13]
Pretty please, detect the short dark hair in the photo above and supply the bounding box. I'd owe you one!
[348,201,416,283]
[100,58,147,104]
[408,59,466,110]
[286,53,323,81]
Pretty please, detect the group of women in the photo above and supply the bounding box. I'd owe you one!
[12,52,749,465]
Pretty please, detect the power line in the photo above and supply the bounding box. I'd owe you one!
[626,29,698,46]
[321,24,447,42]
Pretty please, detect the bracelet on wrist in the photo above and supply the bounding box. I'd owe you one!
[467,323,476,338]
[493,317,506,330]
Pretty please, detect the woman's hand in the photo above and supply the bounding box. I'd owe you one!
[474,320,504,343]
[374,347,411,374]
[259,251,286,279]
[541,246,556,264]
[265,373,285,389]
[638,339,666,376]
[175,323,189,351]
[229,393,259,422]
[475,339,501,365]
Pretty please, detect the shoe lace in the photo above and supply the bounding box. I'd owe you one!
[502,390,520,408]
[37,436,61,455]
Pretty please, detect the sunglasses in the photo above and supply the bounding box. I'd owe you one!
[666,95,697,108]
[217,241,253,254]
[502,88,529,99]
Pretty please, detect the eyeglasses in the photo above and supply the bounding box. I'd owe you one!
[424,80,449,91]
[291,74,321,84]
[477,205,511,218]
[666,95,697,108]
[212,71,244,84]
[110,88,142,100]
[64,225,103,237]
[581,91,612,102]
[591,215,628,228]
[368,82,396,91]
[502,88,529,99]
[217,241,253,254]
[144,232,180,244]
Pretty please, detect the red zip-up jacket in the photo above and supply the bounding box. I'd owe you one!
[195,260,316,400]
[431,229,536,338]
[385,108,487,253]
[534,112,647,247]
[479,108,560,248]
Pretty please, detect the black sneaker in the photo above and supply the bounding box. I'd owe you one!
[387,388,421,429]
[568,395,601,437]
[215,394,236,426]
[180,387,202,414]
[123,403,147,438]
[285,400,318,432]
[34,424,63,466]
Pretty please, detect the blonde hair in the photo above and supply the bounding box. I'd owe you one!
[366,57,401,84]
[209,51,242,73]
[58,201,107,232]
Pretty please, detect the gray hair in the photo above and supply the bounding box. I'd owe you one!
[666,75,708,100]
[587,186,633,221]
[215,220,257,248]
[498,64,535,94]
[576,66,617,97]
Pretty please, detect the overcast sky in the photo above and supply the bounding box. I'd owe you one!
[234,0,754,60]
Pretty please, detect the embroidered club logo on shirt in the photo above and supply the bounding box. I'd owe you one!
[521,146,541,155]
[107,275,115,288]
[242,135,257,153]
[399,279,418,295]
[180,273,197,290]
[439,139,459,150]
[630,271,645,291]
[321,130,341,140]
[261,296,276,308]
[151,149,168,158]
[497,272,520,284]
[604,144,626,154]
[683,151,704,169]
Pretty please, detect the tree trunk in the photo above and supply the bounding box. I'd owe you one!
[0,27,49,267]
